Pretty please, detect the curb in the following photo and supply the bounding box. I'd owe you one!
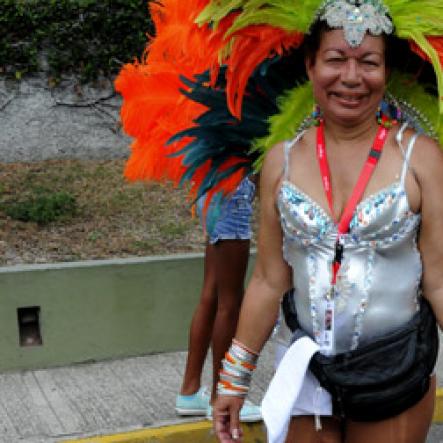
[433,388,443,423]
[61,389,443,443]
[60,421,266,443]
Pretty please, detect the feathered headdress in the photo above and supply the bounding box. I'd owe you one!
[115,0,443,219]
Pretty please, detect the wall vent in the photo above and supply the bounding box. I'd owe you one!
[17,307,42,347]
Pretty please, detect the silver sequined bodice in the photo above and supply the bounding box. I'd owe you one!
[277,127,422,354]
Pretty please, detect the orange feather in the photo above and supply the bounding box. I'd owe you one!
[409,37,443,67]
[224,26,304,118]
[115,0,227,187]
[115,0,271,202]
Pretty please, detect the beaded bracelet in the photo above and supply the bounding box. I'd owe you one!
[217,340,259,397]
[232,338,259,357]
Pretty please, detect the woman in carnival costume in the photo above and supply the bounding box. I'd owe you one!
[116,0,443,441]
[196,0,443,442]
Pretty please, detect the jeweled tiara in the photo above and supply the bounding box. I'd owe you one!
[319,0,393,47]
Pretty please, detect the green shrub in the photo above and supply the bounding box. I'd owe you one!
[4,191,77,225]
[0,0,153,82]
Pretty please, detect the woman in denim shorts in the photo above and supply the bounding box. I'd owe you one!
[198,176,255,244]
[175,176,261,421]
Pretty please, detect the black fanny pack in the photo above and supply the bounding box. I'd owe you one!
[282,292,439,421]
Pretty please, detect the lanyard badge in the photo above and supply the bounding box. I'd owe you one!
[321,299,335,353]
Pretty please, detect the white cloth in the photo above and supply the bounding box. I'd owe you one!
[262,337,332,443]
[291,369,332,416]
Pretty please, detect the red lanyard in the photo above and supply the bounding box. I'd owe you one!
[316,118,390,286]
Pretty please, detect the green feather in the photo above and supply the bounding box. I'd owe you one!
[197,0,322,32]
[386,1,443,35]
[196,0,245,27]
[404,31,443,120]
[387,70,443,145]
[199,0,443,42]
[226,10,310,35]
[251,81,314,170]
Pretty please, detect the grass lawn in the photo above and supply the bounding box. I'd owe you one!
[0,159,207,266]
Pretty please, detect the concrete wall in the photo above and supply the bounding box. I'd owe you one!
[0,253,255,372]
[0,75,129,162]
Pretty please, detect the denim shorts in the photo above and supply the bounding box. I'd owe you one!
[197,177,256,244]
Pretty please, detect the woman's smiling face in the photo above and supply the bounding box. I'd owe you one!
[306,29,387,126]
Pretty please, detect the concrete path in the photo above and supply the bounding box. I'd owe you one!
[0,341,275,443]
[1,337,442,443]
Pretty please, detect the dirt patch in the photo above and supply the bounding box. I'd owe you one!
[0,159,257,266]
[0,159,206,266]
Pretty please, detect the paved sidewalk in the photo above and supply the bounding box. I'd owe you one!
[1,337,442,443]
[0,341,276,443]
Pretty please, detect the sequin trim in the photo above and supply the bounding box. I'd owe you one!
[351,247,375,350]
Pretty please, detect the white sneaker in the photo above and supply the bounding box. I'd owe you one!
[175,387,210,416]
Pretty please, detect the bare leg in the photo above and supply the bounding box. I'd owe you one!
[283,376,435,443]
[180,243,218,395]
[345,376,436,443]
[211,239,250,401]
[285,416,343,443]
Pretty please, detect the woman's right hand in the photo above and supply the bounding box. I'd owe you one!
[213,395,245,442]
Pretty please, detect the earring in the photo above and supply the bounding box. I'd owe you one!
[311,104,322,126]
[377,98,399,128]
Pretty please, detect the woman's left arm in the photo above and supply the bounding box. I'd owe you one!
[414,135,443,329]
